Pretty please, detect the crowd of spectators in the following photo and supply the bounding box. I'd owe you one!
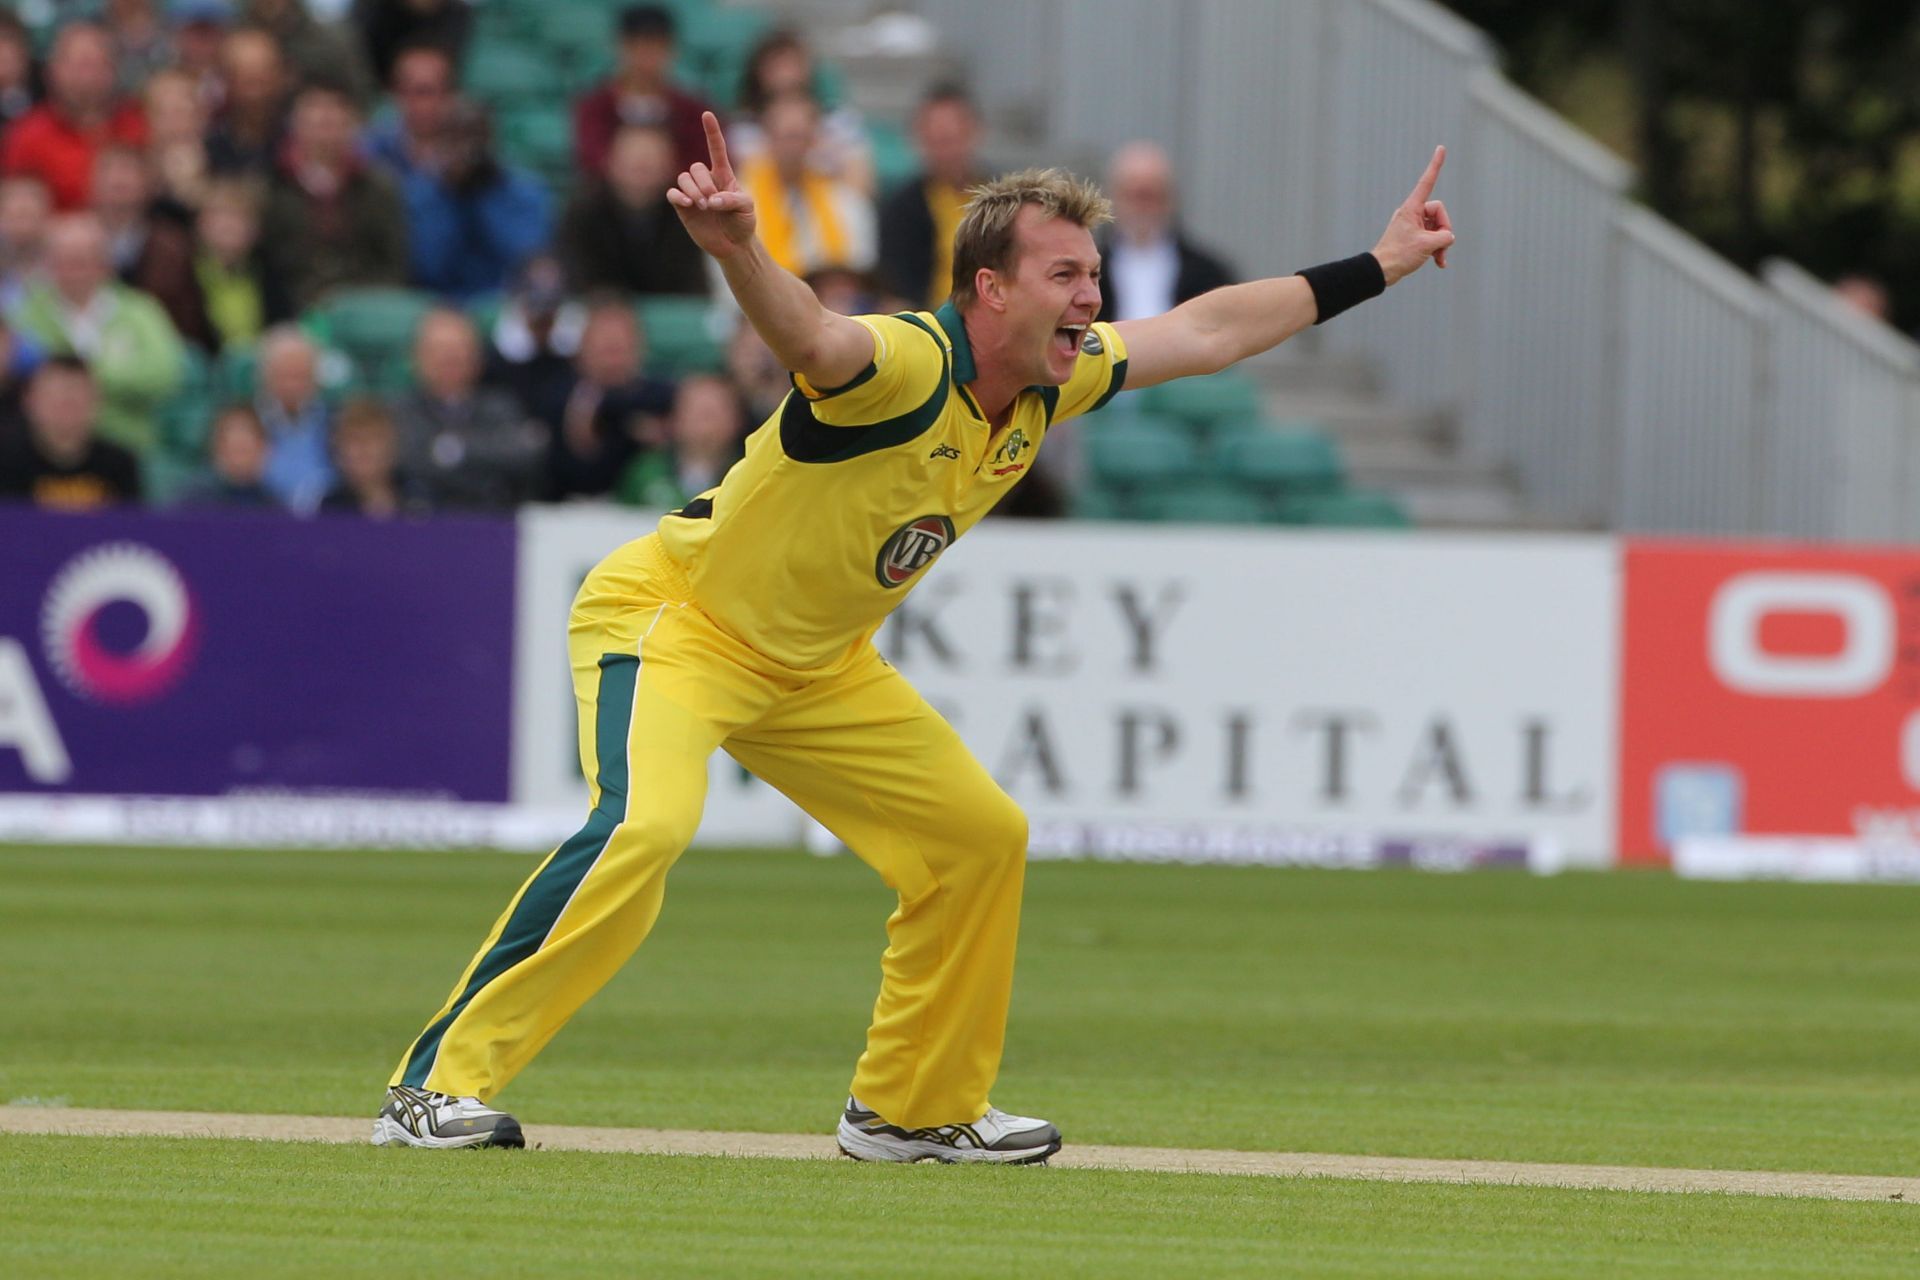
[0,1,1234,522]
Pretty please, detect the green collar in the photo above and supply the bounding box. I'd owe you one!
[932,301,977,385]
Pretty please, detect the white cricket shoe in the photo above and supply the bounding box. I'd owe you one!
[370,1085,525,1149]
[837,1096,1062,1164]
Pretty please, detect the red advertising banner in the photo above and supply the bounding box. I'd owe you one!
[1620,540,1920,864]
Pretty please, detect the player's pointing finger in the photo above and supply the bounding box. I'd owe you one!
[702,111,733,184]
[1408,144,1446,206]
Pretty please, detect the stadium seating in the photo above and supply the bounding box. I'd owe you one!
[463,45,551,107]
[636,297,728,375]
[1137,370,1263,435]
[1136,481,1271,525]
[1215,426,1344,498]
[1085,416,1201,518]
[495,104,577,192]
[303,288,438,395]
[1275,489,1412,528]
[868,120,921,194]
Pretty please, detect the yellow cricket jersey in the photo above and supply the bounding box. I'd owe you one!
[652,302,1129,672]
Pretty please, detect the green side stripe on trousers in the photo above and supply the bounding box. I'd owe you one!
[399,653,638,1089]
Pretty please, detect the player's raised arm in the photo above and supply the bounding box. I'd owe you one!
[1115,146,1456,391]
[667,111,874,389]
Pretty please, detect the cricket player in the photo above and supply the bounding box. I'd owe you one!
[373,113,1455,1160]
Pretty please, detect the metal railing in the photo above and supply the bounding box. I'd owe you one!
[904,0,1920,541]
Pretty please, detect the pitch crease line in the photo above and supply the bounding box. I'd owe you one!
[1,1107,1912,1204]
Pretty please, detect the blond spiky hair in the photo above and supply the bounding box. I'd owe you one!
[950,168,1113,311]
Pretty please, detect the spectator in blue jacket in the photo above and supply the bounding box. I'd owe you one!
[402,98,549,301]
[253,324,334,514]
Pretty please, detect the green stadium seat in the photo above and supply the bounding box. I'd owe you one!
[676,5,772,67]
[464,45,551,104]
[637,297,726,374]
[304,287,438,395]
[1138,370,1263,430]
[1136,481,1271,525]
[155,346,217,462]
[1086,417,1200,487]
[1214,426,1344,495]
[1275,489,1413,528]
[1071,487,1128,520]
[539,3,615,54]
[466,293,506,340]
[868,120,920,197]
[214,344,259,402]
[496,105,575,193]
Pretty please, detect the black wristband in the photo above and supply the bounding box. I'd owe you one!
[1296,253,1387,325]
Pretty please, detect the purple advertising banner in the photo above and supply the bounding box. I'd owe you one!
[0,509,515,801]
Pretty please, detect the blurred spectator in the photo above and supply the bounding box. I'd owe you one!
[206,27,290,176]
[0,356,143,509]
[617,372,744,508]
[879,85,985,309]
[390,308,543,509]
[194,177,282,348]
[738,93,874,277]
[9,213,185,456]
[1094,141,1234,323]
[729,30,873,195]
[726,320,786,425]
[253,324,334,513]
[542,297,672,499]
[1833,273,1892,324]
[401,99,550,300]
[0,11,40,134]
[0,176,53,311]
[0,317,38,452]
[575,4,714,178]
[91,145,215,349]
[170,0,232,103]
[106,0,174,92]
[321,395,425,516]
[364,42,454,182]
[1,23,149,211]
[142,67,211,215]
[804,266,883,317]
[260,82,408,311]
[353,0,471,88]
[177,402,282,508]
[483,252,585,425]
[559,123,706,298]
[240,0,373,105]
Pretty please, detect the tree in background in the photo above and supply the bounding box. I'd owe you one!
[1446,0,1920,328]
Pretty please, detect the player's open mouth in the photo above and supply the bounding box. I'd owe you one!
[1053,323,1086,358]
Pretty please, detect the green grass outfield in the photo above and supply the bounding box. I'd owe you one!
[4,845,1919,1277]
[4,1136,1915,1280]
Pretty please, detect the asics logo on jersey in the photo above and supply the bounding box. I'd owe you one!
[875,514,956,588]
[927,444,961,460]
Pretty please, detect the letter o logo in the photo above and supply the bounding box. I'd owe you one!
[1707,571,1893,698]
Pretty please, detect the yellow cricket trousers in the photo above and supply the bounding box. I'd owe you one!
[390,535,1030,1129]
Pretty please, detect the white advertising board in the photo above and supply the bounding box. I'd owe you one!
[513,512,1620,866]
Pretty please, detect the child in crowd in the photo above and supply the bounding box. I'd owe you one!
[321,396,427,518]
[179,403,281,509]
[616,372,745,510]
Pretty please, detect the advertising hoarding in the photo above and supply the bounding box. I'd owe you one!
[0,509,516,804]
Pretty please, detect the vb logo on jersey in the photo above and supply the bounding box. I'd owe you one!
[989,427,1032,477]
[875,514,957,588]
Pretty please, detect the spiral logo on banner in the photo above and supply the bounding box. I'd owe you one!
[40,543,199,705]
